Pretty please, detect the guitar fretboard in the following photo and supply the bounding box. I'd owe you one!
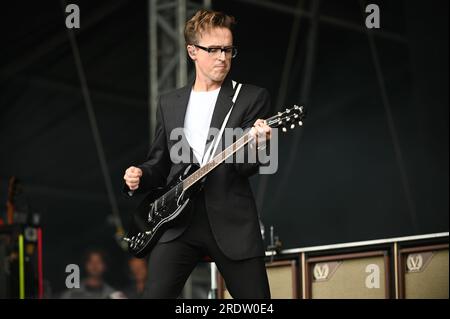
[182,132,252,190]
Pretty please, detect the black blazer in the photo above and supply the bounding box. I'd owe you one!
[127,77,271,260]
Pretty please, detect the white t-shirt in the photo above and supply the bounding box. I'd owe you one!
[184,87,221,165]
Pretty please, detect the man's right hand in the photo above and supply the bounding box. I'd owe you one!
[124,166,143,191]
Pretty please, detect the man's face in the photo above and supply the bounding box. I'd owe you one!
[189,27,233,85]
[85,253,106,278]
[129,258,147,281]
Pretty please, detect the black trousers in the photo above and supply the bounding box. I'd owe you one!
[143,191,270,299]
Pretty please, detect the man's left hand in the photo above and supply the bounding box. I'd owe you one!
[250,119,272,147]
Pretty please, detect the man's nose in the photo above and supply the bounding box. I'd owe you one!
[218,50,226,61]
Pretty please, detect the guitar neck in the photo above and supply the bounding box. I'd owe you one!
[181,105,304,191]
[182,131,253,190]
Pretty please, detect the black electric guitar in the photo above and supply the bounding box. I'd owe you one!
[124,105,305,258]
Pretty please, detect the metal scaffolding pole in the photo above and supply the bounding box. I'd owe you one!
[149,0,158,146]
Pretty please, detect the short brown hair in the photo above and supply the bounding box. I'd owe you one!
[184,9,236,45]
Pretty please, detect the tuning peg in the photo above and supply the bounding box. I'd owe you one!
[298,121,303,126]
[286,108,290,113]
[282,127,287,133]
[290,124,295,129]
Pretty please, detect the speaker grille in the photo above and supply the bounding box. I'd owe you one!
[401,246,448,299]
[307,251,389,299]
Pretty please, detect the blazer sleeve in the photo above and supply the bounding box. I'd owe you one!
[124,98,171,195]
[233,87,272,177]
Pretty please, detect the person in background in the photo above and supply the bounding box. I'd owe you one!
[60,248,124,299]
[123,257,148,299]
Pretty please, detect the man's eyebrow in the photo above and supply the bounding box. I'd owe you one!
[205,44,234,47]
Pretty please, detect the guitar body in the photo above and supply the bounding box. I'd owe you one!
[126,163,201,258]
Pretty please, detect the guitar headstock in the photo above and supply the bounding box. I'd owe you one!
[266,105,306,132]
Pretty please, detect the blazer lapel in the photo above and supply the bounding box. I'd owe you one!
[208,78,235,131]
[167,80,197,164]
[173,83,193,131]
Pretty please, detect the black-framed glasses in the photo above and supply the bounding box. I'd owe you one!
[193,44,238,58]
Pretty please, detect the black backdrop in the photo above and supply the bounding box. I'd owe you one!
[0,0,448,295]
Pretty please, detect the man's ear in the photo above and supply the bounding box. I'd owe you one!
[187,45,196,61]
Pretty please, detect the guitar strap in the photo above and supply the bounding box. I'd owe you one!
[201,81,243,167]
